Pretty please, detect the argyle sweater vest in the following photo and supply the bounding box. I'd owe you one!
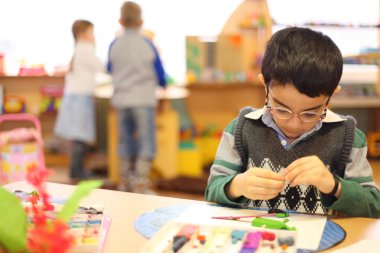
[234,107,355,214]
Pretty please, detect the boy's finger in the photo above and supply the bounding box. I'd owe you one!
[285,157,311,173]
[255,169,285,181]
[285,164,314,186]
[251,186,283,195]
[285,167,305,183]
[285,168,302,182]
[253,177,285,189]
[289,173,310,187]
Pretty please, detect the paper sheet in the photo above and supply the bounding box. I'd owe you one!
[174,204,327,251]
[331,239,380,253]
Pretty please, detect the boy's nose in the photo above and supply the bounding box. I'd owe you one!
[287,113,304,128]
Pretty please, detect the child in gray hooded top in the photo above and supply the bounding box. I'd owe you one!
[107,1,167,193]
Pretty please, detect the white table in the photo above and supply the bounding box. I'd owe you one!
[3,181,380,253]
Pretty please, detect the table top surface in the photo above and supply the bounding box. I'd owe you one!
[3,181,380,253]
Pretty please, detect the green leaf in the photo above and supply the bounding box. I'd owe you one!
[0,187,28,253]
[58,180,103,221]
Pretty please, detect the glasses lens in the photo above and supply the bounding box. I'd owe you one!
[272,108,292,120]
[299,112,321,122]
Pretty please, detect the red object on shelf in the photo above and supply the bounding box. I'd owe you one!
[18,66,47,76]
[40,85,64,97]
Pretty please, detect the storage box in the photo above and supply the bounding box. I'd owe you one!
[178,142,202,178]
[195,136,221,166]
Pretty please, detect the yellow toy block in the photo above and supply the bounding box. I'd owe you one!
[195,137,220,166]
[178,143,202,178]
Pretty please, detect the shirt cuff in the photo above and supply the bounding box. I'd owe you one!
[330,178,364,211]
[215,175,250,207]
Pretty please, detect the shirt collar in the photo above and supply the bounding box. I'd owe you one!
[245,107,345,123]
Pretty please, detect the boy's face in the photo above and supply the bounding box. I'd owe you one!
[267,83,329,140]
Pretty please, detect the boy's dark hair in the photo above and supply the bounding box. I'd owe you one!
[72,20,93,41]
[261,27,343,97]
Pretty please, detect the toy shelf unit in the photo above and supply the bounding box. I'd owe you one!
[343,52,380,96]
[335,57,380,156]
[332,63,380,108]
[186,0,272,85]
[180,0,271,176]
[0,76,69,167]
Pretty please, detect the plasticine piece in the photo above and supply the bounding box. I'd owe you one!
[251,218,296,231]
[231,230,246,244]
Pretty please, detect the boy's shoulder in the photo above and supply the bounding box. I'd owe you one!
[236,106,262,120]
[353,127,367,148]
[238,106,256,116]
[320,113,364,148]
[224,107,260,134]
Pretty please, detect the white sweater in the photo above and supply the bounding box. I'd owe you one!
[64,42,106,95]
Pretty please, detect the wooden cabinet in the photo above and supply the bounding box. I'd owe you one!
[185,83,265,129]
[0,76,181,183]
[0,76,67,168]
[0,76,64,125]
[107,101,179,183]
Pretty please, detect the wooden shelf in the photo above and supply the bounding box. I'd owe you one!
[185,82,265,129]
[187,82,261,88]
[331,96,380,108]
[0,75,64,78]
[274,23,380,29]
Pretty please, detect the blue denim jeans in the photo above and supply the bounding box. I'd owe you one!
[116,107,156,160]
[70,140,88,178]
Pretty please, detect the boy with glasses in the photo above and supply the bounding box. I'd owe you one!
[205,27,380,217]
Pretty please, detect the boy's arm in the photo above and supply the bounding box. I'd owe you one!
[205,119,249,207]
[144,38,167,87]
[326,128,380,218]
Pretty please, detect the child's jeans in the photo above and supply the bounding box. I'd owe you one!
[116,107,156,161]
[70,140,88,178]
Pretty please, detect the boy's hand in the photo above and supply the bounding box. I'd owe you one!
[227,168,285,200]
[284,156,338,195]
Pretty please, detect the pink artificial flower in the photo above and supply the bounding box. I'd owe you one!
[26,164,49,188]
[25,163,75,253]
[27,219,74,253]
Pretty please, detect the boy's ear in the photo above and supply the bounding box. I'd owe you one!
[333,85,341,95]
[258,74,268,94]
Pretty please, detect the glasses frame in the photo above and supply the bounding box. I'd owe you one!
[265,94,328,123]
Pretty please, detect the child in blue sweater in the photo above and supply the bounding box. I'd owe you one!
[107,1,167,193]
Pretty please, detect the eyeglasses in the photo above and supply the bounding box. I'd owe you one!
[265,90,329,123]
[267,104,326,123]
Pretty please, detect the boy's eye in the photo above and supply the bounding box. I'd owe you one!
[275,108,291,115]
[301,112,318,119]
